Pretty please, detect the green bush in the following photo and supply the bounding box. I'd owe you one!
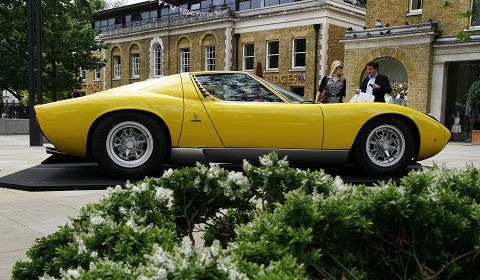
[468,80,480,109]
[12,154,480,279]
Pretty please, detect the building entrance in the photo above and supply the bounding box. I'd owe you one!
[446,61,480,142]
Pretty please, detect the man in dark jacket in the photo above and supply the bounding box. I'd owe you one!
[356,60,392,102]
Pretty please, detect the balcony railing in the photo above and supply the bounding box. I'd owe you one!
[99,10,234,38]
[1,101,29,119]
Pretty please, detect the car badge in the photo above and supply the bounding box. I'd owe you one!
[191,113,201,122]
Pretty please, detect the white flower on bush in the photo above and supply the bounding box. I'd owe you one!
[155,186,172,205]
[126,218,140,232]
[130,182,148,197]
[228,171,248,187]
[331,176,348,192]
[146,244,176,272]
[63,268,81,279]
[106,184,123,196]
[259,154,274,167]
[194,163,209,174]
[75,236,87,254]
[207,164,223,179]
[221,171,250,200]
[242,159,254,171]
[162,168,174,179]
[90,215,106,225]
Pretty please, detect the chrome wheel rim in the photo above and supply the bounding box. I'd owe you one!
[365,124,406,167]
[106,121,154,168]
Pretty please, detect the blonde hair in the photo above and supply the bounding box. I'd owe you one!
[329,60,344,83]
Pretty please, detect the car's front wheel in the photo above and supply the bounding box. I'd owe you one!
[352,117,415,177]
[92,112,168,178]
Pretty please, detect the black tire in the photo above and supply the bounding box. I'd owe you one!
[352,117,415,177]
[92,112,168,178]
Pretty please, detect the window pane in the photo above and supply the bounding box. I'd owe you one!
[155,45,163,76]
[245,57,254,70]
[267,41,279,69]
[181,49,190,73]
[251,0,261,8]
[239,1,250,11]
[94,68,101,80]
[190,3,200,10]
[268,41,279,55]
[411,0,422,10]
[265,0,279,6]
[205,46,216,71]
[245,44,254,56]
[113,56,121,78]
[472,0,480,27]
[195,73,283,102]
[243,43,254,71]
[293,38,306,68]
[132,54,140,77]
[160,8,169,19]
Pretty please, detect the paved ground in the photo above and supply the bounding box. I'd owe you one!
[1,135,479,279]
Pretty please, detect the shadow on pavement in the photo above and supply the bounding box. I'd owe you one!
[0,154,424,191]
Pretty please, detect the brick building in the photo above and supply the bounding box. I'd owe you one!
[85,0,365,100]
[342,0,480,141]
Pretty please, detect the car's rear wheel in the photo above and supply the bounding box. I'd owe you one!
[352,117,415,177]
[92,112,168,178]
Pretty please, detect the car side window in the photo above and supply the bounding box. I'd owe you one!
[194,73,283,102]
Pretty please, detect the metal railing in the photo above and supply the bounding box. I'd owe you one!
[0,101,29,119]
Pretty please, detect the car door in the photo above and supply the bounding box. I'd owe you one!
[192,73,324,149]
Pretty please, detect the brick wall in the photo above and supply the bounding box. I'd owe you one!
[365,0,471,36]
[344,43,433,112]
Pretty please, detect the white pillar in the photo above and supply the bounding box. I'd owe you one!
[225,27,232,70]
[430,63,448,123]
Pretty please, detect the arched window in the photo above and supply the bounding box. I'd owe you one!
[154,44,163,77]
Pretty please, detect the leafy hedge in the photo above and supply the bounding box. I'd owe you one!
[12,153,480,279]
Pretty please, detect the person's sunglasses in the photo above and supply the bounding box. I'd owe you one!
[339,66,344,69]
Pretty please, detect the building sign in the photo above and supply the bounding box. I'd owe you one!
[263,73,305,84]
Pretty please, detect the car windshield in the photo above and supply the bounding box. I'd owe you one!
[260,78,309,103]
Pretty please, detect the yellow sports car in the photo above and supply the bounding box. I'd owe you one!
[35,71,450,178]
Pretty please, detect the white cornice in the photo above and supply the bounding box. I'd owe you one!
[343,33,437,49]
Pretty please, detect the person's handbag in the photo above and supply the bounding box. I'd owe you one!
[317,89,328,103]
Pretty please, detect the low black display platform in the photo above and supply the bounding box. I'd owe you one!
[0,154,424,191]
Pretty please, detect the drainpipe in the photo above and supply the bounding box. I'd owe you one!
[313,24,320,98]
[234,33,240,71]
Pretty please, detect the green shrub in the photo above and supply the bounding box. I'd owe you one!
[468,80,480,109]
[12,155,480,279]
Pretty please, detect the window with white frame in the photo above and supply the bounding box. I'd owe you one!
[94,68,100,80]
[409,0,422,13]
[472,0,480,27]
[205,45,216,71]
[292,38,306,68]
[266,40,279,70]
[132,53,140,78]
[243,43,254,71]
[154,45,163,77]
[113,56,121,78]
[180,48,190,73]
[80,68,86,81]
